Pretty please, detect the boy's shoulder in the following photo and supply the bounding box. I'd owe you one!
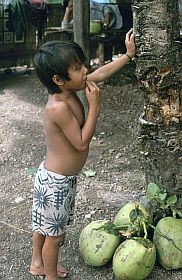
[46,97,68,109]
[45,96,71,118]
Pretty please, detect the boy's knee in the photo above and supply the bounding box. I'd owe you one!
[46,233,65,246]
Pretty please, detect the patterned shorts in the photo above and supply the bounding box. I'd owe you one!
[32,162,77,236]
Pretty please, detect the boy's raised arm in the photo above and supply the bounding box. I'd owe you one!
[87,29,136,83]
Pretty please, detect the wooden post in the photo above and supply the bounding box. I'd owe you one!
[73,0,90,67]
[73,0,90,116]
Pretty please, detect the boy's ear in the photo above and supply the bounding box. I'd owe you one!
[52,75,65,86]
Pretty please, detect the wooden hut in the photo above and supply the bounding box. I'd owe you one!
[0,0,132,69]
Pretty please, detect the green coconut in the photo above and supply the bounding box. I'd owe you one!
[79,220,121,266]
[113,237,156,280]
[114,201,152,237]
[153,217,182,270]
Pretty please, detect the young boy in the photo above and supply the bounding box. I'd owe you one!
[30,29,135,280]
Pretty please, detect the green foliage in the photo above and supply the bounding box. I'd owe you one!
[96,221,121,236]
[95,204,151,239]
[147,182,181,218]
[114,203,152,239]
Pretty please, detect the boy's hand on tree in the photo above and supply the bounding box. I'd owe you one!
[85,81,101,111]
[125,29,136,58]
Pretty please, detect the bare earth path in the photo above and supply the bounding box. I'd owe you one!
[0,66,181,280]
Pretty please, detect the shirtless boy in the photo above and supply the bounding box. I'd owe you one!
[30,29,135,280]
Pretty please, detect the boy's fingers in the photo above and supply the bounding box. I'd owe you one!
[126,28,134,40]
[86,81,94,91]
[127,28,133,35]
[130,33,134,42]
[86,80,97,86]
[86,81,100,92]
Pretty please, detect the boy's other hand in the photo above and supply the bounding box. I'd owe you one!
[85,81,101,110]
[125,29,136,58]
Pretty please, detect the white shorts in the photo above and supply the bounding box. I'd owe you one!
[32,162,77,236]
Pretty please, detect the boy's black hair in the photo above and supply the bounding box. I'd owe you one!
[34,40,86,94]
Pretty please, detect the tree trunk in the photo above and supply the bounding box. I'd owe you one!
[132,0,182,208]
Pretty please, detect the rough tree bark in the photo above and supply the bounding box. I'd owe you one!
[132,0,182,208]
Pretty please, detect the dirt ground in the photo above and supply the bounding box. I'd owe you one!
[0,64,181,280]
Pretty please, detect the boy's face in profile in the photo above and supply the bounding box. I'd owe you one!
[64,62,88,91]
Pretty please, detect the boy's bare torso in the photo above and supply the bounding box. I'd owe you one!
[44,92,89,176]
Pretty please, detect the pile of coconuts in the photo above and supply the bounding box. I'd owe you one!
[79,183,182,280]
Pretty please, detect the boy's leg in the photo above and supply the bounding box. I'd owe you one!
[30,232,68,278]
[30,231,45,275]
[42,234,68,279]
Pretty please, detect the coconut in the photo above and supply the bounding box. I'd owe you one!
[114,201,152,237]
[113,237,156,280]
[153,217,182,270]
[79,220,121,266]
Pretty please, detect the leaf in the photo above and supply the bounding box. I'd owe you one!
[137,209,145,218]
[26,167,37,176]
[160,203,168,209]
[129,208,138,222]
[166,195,177,206]
[147,182,160,201]
[159,192,167,201]
[95,221,119,236]
[103,221,119,235]
[83,169,96,177]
